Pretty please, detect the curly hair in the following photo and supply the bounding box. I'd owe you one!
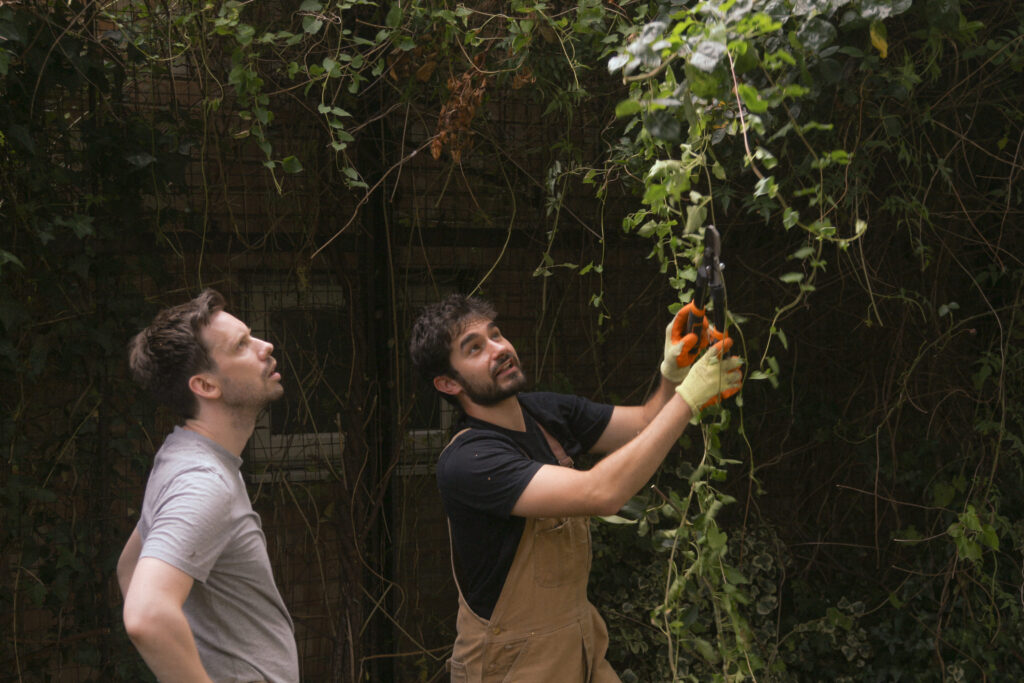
[127,289,226,418]
[408,293,497,390]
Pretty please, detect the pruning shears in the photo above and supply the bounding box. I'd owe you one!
[670,225,731,368]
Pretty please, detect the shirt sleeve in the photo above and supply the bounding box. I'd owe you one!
[437,432,543,519]
[140,467,234,582]
[523,392,614,455]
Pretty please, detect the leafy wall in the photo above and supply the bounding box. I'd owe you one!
[2,0,1023,681]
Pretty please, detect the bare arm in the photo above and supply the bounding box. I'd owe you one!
[122,557,214,683]
[589,375,678,455]
[511,393,693,518]
[117,527,142,599]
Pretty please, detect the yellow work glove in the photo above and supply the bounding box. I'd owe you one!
[659,303,709,383]
[675,347,743,415]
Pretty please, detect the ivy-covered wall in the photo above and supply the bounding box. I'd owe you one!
[2,1,1024,681]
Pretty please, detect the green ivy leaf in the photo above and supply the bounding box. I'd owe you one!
[302,15,323,34]
[796,17,837,52]
[281,156,304,174]
[782,207,799,230]
[690,40,727,73]
[615,99,642,117]
[861,0,913,21]
[706,526,727,550]
[386,2,403,28]
[737,84,769,113]
[0,249,24,272]
[753,175,777,197]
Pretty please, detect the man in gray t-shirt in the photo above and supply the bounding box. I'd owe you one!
[117,290,299,682]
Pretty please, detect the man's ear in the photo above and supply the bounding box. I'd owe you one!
[433,374,462,398]
[188,373,221,401]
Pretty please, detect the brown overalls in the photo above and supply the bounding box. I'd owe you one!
[443,430,621,683]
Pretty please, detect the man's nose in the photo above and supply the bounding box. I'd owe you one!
[487,338,506,355]
[256,337,274,358]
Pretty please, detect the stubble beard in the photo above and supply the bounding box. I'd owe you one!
[452,358,528,407]
[220,375,284,415]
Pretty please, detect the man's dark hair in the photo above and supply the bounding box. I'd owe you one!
[409,294,497,394]
[128,289,226,418]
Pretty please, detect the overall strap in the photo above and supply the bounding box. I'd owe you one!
[522,407,574,468]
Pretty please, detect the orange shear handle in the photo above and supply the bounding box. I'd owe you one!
[671,301,710,369]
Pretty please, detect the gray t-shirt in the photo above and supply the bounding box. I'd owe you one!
[138,426,299,682]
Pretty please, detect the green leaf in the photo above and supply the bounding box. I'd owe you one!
[644,110,681,142]
[782,207,799,230]
[796,17,837,52]
[281,156,303,174]
[981,525,999,551]
[869,20,888,58]
[830,149,851,164]
[386,2,403,28]
[235,23,255,46]
[303,15,323,34]
[690,40,727,73]
[737,84,769,113]
[597,514,638,525]
[753,175,777,198]
[723,566,749,585]
[775,328,788,350]
[706,526,727,550]
[779,272,804,283]
[685,204,706,234]
[931,481,956,507]
[637,219,659,237]
[615,99,642,117]
[608,53,631,73]
[642,184,667,206]
[862,0,913,20]
[0,249,24,272]
[754,147,778,169]
[926,0,961,32]
[54,215,95,239]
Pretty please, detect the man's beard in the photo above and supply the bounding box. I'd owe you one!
[220,375,284,413]
[451,356,528,407]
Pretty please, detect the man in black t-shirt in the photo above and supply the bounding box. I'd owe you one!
[409,293,742,682]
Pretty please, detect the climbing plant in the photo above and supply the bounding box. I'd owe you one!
[3,0,1023,680]
[584,0,1024,680]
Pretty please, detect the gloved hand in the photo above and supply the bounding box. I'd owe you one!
[660,303,709,383]
[706,325,733,356]
[676,346,743,415]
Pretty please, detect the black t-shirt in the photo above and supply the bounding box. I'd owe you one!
[436,392,614,619]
